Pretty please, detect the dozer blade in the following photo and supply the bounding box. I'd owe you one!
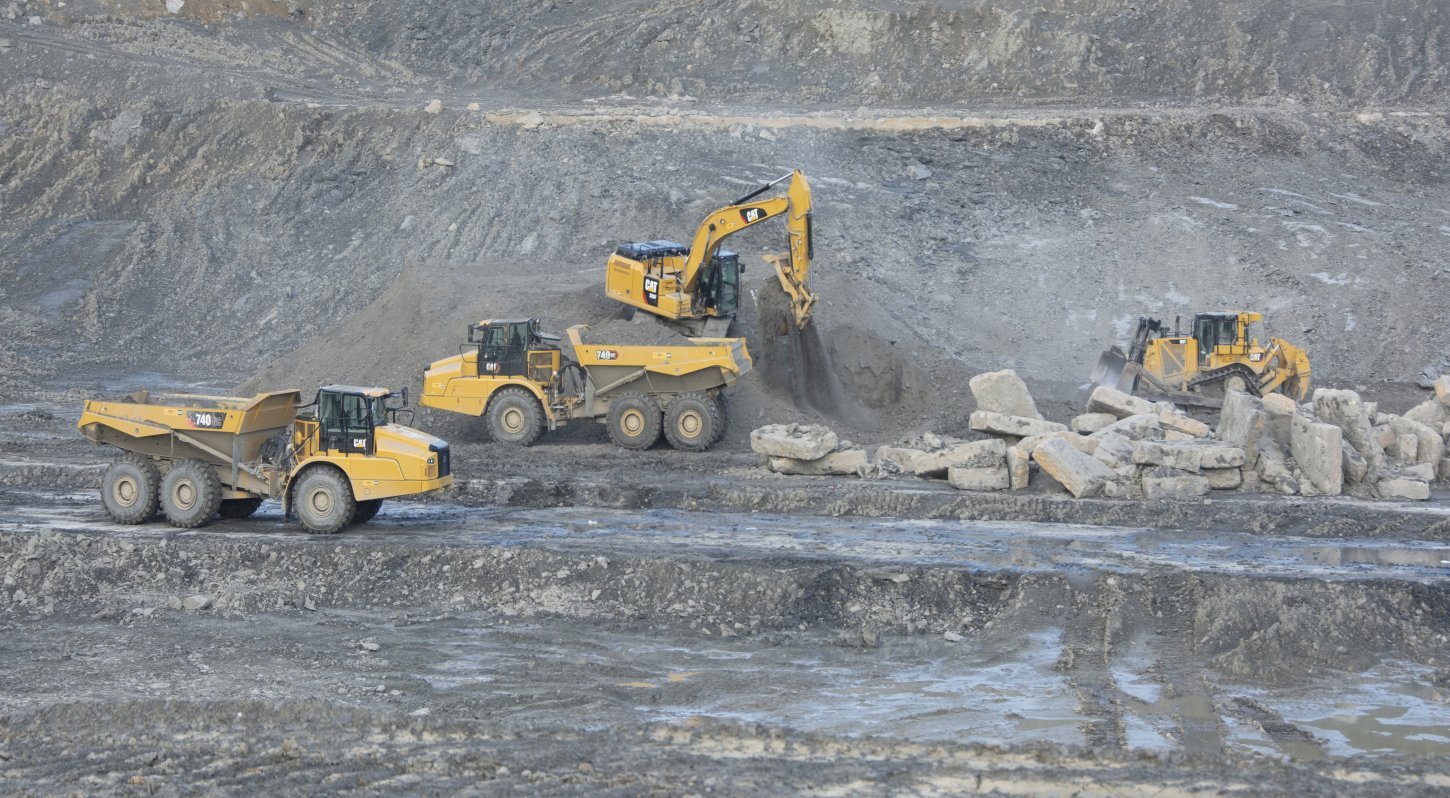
[1090,346,1136,393]
[763,252,815,329]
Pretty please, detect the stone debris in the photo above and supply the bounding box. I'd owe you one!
[751,424,838,461]
[968,370,1042,420]
[751,373,1444,503]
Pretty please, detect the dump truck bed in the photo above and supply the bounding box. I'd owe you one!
[566,325,752,379]
[80,390,303,437]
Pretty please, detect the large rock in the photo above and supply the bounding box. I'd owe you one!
[751,424,838,460]
[1439,457,1450,482]
[1437,376,1450,406]
[1132,440,1202,472]
[948,465,1011,491]
[1089,413,1164,441]
[1006,445,1031,490]
[1376,476,1430,501]
[876,446,925,473]
[768,449,868,476]
[1387,416,1444,467]
[1389,433,1419,463]
[1070,412,1118,435]
[1157,409,1211,438]
[1032,438,1114,498]
[1256,439,1300,495]
[1217,391,1265,447]
[1091,432,1136,469]
[968,411,1069,438]
[1290,415,1344,496]
[1313,389,1385,470]
[1141,467,1211,500]
[968,370,1041,420]
[1204,467,1242,490]
[1087,386,1159,419]
[1341,442,1369,485]
[1017,431,1099,457]
[1405,398,1450,428]
[1259,393,1297,446]
[913,438,1007,478]
[1195,443,1247,469]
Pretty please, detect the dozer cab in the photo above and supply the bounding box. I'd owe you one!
[605,170,815,336]
[1092,311,1312,407]
[78,386,452,533]
[420,318,750,452]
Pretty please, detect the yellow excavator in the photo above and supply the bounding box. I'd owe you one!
[1092,311,1312,406]
[604,170,815,336]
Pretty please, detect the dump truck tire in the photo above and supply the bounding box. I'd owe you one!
[101,453,160,524]
[352,499,383,525]
[664,392,721,452]
[218,497,264,519]
[607,393,662,450]
[708,394,729,446]
[160,459,223,529]
[293,466,354,534]
[487,387,544,446]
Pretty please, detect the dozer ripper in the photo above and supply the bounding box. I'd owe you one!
[605,170,815,336]
[78,386,451,534]
[1092,311,1312,407]
[421,318,750,451]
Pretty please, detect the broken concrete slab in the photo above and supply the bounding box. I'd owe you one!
[1141,467,1210,500]
[948,465,1011,491]
[912,438,1007,478]
[1070,412,1118,435]
[968,411,1068,438]
[1290,415,1344,496]
[1157,409,1211,438]
[1087,386,1159,419]
[1132,440,1202,472]
[1032,437,1114,498]
[1204,467,1242,490]
[968,370,1041,420]
[751,424,838,460]
[1089,413,1164,442]
[768,448,869,476]
[1375,476,1430,501]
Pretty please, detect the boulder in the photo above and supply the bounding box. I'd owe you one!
[1204,467,1242,490]
[1195,443,1247,469]
[1403,399,1450,429]
[1132,440,1202,472]
[1217,391,1265,447]
[1102,478,1143,499]
[1089,413,1164,441]
[1087,386,1160,419]
[1032,438,1114,498]
[1259,393,1297,446]
[1437,376,1450,406]
[1006,445,1031,490]
[913,438,1007,478]
[1341,442,1369,485]
[948,465,1011,491]
[1071,412,1118,435]
[768,448,868,476]
[1289,415,1344,496]
[1157,409,1211,438]
[1092,432,1136,469]
[876,446,925,472]
[1387,415,1444,467]
[1313,389,1385,469]
[1376,476,1430,501]
[1017,431,1099,457]
[1261,392,1298,416]
[1404,462,1436,481]
[1439,457,1450,482]
[968,370,1041,419]
[968,411,1068,438]
[1256,439,1300,495]
[1389,433,1419,463]
[751,424,838,460]
[1141,467,1210,500]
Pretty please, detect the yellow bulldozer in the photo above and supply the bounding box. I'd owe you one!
[78,386,452,533]
[1092,311,1312,406]
[604,170,815,336]
[420,318,750,451]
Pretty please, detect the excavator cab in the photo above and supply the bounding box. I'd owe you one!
[698,249,741,317]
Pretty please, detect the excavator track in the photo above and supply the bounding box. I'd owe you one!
[1187,363,1263,397]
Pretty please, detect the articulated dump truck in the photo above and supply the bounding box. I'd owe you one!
[421,319,750,451]
[78,386,452,534]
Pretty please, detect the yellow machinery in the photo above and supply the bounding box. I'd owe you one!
[78,386,452,533]
[604,170,815,336]
[421,318,750,451]
[1092,311,1312,406]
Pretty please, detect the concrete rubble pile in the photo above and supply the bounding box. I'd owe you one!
[750,371,1450,502]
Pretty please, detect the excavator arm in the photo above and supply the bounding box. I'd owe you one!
[681,170,816,328]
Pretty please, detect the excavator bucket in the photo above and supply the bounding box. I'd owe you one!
[1090,346,1139,393]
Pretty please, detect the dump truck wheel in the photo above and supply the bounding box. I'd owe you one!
[352,499,383,525]
[101,453,160,524]
[487,387,544,446]
[708,395,729,446]
[607,393,662,450]
[218,497,264,519]
[293,466,355,534]
[664,392,721,452]
[160,459,223,529]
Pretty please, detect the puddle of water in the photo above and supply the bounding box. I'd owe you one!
[1304,545,1450,568]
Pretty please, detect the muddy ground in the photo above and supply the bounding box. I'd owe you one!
[4,0,1450,794]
